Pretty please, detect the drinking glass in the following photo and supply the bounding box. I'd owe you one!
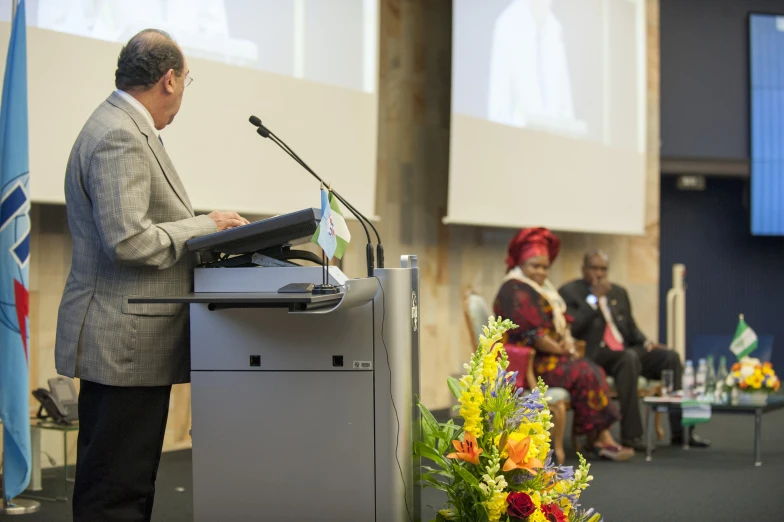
[661,370,675,397]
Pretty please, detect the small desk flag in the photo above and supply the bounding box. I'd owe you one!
[312,187,350,260]
[0,0,32,501]
[730,314,758,360]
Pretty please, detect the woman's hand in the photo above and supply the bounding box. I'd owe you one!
[564,339,579,359]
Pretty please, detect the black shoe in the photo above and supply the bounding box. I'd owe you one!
[671,433,711,448]
[621,437,651,452]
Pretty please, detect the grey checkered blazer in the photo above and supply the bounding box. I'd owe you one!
[55,92,217,387]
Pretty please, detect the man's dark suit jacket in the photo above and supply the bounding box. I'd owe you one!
[559,279,648,360]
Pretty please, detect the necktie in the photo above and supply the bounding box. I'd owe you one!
[603,324,624,351]
[598,297,625,351]
[158,135,164,147]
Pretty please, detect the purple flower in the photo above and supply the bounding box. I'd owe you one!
[511,469,535,485]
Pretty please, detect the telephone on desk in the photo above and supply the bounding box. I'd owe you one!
[32,377,79,425]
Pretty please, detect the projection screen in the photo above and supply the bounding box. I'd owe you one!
[0,0,379,217]
[448,0,646,235]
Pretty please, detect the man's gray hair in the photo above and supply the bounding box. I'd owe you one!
[115,29,184,91]
[583,249,610,266]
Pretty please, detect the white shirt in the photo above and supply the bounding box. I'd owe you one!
[115,89,160,139]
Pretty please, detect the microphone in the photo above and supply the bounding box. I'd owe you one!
[248,115,383,275]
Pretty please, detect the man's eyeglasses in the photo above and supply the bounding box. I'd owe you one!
[185,74,194,87]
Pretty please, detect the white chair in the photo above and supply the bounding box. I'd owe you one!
[463,289,570,463]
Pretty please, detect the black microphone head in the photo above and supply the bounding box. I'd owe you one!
[257,126,270,138]
[249,115,261,127]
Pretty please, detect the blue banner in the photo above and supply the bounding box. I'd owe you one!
[0,0,31,501]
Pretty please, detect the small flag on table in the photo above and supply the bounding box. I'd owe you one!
[681,400,712,427]
[312,186,350,260]
[730,314,758,360]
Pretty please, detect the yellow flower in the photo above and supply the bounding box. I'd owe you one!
[485,490,508,522]
[526,492,547,522]
[552,480,571,495]
[438,508,456,520]
[459,384,485,437]
[515,419,552,461]
[748,374,764,389]
[559,496,572,517]
[482,344,502,383]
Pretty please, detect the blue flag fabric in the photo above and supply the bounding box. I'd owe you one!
[0,0,32,501]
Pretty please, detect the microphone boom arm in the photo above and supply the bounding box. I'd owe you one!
[250,117,380,275]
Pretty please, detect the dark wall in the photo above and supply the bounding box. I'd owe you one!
[661,0,784,159]
[658,176,784,369]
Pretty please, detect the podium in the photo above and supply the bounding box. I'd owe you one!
[133,254,421,521]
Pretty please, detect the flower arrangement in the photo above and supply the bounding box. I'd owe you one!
[725,357,780,393]
[415,317,601,522]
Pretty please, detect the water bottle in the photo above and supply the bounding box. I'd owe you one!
[715,356,729,403]
[705,355,717,402]
[696,358,707,399]
[683,360,695,398]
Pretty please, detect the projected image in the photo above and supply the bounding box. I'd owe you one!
[29,0,377,93]
[453,0,645,148]
[37,0,256,63]
[488,0,583,134]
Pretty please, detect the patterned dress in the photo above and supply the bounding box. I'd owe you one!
[494,279,620,437]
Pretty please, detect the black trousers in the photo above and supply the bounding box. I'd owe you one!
[593,346,684,441]
[73,380,172,522]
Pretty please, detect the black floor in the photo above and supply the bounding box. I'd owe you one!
[10,408,784,521]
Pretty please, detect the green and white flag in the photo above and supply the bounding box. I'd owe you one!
[681,400,712,427]
[312,187,351,259]
[730,314,758,360]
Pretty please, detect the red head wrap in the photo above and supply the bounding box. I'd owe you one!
[505,227,561,272]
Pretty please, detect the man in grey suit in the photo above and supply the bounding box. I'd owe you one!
[55,29,248,521]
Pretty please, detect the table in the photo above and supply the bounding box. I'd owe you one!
[26,420,79,502]
[644,395,784,466]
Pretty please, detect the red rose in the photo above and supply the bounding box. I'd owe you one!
[541,503,568,522]
[507,492,536,519]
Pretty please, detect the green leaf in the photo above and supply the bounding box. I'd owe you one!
[421,475,450,492]
[435,422,460,454]
[447,376,463,399]
[418,402,441,447]
[454,465,480,487]
[423,466,453,478]
[414,441,449,469]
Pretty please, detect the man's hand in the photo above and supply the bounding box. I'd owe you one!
[207,210,250,231]
[591,276,611,298]
[645,340,667,352]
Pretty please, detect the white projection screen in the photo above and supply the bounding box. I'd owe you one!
[448,0,646,235]
[0,0,378,217]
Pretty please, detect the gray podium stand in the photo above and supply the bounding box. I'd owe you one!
[134,256,421,521]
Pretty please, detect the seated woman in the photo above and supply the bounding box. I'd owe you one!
[493,227,633,462]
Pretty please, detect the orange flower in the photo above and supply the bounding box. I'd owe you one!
[447,431,483,465]
[502,437,543,474]
[739,381,748,390]
[731,363,741,372]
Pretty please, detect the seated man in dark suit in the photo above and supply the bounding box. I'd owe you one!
[559,250,709,450]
